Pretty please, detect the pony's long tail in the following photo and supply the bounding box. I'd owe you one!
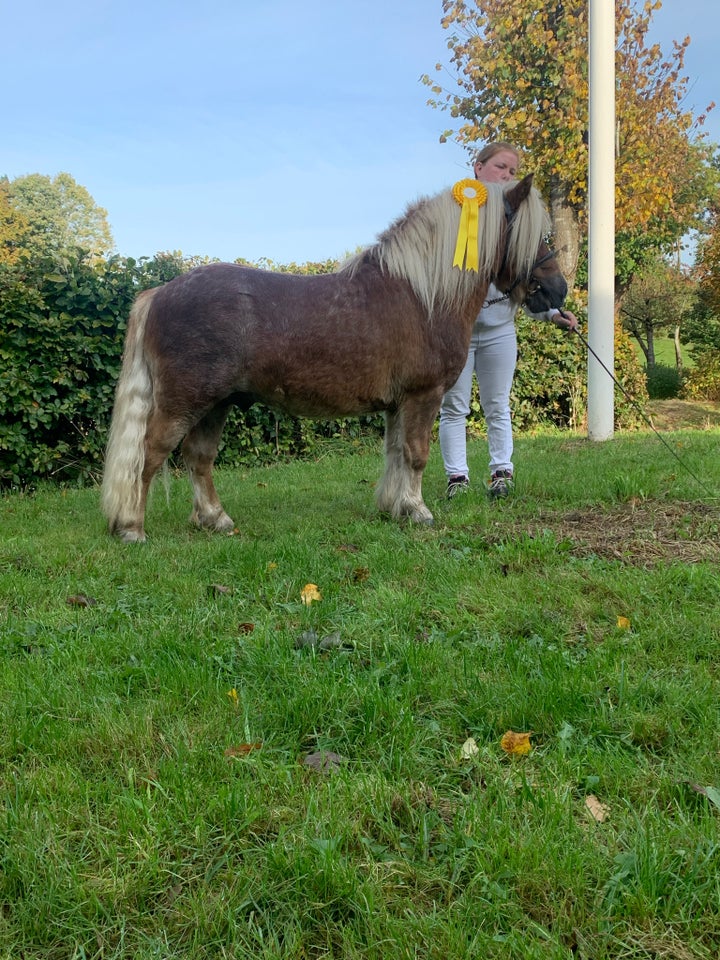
[101,289,157,535]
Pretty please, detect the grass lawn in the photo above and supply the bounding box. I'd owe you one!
[633,337,695,370]
[2,424,719,959]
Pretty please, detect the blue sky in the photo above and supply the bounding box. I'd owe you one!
[3,1,717,265]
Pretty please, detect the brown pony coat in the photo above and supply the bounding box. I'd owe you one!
[102,177,567,541]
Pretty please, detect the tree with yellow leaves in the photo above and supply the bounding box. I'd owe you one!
[1,172,113,267]
[0,180,32,272]
[424,0,716,290]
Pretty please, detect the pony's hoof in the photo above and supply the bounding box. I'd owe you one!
[409,506,434,525]
[191,510,235,533]
[115,528,146,543]
[212,513,236,533]
[389,502,434,526]
[414,513,434,526]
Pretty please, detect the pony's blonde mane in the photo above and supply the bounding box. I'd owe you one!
[340,180,551,316]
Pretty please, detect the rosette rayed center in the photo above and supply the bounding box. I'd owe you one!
[452,179,488,206]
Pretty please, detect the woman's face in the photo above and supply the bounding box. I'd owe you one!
[474,149,519,183]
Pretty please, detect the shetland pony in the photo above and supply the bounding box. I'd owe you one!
[102,176,567,541]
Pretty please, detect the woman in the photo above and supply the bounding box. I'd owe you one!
[439,142,579,499]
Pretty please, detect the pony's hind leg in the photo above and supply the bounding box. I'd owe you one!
[375,391,442,525]
[127,411,188,542]
[182,402,235,533]
[107,410,185,543]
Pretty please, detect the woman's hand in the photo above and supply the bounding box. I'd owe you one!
[553,309,579,332]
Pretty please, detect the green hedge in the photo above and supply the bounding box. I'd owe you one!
[0,254,137,486]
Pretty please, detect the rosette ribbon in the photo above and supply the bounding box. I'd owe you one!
[452,179,488,272]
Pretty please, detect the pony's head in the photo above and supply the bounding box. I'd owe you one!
[495,176,568,312]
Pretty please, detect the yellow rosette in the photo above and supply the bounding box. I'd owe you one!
[452,179,488,272]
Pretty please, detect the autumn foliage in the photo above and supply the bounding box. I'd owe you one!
[425,1,716,285]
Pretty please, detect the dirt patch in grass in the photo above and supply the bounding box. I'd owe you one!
[645,399,720,431]
[495,399,720,565]
[488,500,720,566]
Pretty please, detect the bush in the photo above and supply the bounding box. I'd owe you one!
[645,362,683,399]
[0,253,139,487]
[680,350,720,402]
[612,321,650,428]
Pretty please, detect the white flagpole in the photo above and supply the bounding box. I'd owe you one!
[587,0,616,439]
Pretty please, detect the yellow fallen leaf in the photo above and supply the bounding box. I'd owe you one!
[227,688,239,708]
[500,730,532,756]
[460,736,479,760]
[585,794,610,822]
[301,583,322,605]
[617,616,631,630]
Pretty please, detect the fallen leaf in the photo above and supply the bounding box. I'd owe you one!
[296,629,319,649]
[687,782,720,811]
[500,730,532,756]
[337,543,359,553]
[617,615,631,630]
[460,736,479,760]
[318,632,348,651]
[238,622,255,634]
[66,594,97,607]
[302,750,345,773]
[224,743,262,757]
[295,630,350,652]
[208,583,232,596]
[227,688,239,708]
[352,566,370,582]
[585,794,610,822]
[300,583,322,605]
[266,561,278,570]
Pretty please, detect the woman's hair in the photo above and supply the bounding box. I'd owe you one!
[473,141,521,167]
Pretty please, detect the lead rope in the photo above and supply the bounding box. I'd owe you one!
[560,311,718,500]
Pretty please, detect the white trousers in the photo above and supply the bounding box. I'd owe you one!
[439,320,517,479]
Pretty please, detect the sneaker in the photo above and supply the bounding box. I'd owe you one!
[488,469,514,499]
[446,474,469,499]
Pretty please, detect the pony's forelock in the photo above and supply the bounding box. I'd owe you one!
[503,180,552,281]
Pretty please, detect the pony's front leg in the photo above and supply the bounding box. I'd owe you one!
[182,404,236,534]
[376,392,442,525]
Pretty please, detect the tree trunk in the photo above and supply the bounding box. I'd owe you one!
[645,320,656,368]
[674,324,683,373]
[549,176,581,290]
[626,319,649,364]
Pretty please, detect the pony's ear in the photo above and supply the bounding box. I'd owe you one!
[504,173,534,212]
